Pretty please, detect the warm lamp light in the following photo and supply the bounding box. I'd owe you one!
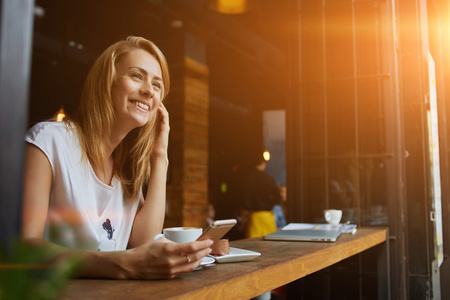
[263,150,270,161]
[210,0,250,14]
[55,107,66,122]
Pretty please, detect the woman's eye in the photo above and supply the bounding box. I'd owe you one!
[132,73,143,80]
[152,82,162,90]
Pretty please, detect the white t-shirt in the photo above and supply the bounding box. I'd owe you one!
[25,121,140,251]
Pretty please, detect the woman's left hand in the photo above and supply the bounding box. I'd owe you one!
[152,102,170,158]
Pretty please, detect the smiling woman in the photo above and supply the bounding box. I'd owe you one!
[69,37,170,200]
[20,36,214,280]
[111,49,163,134]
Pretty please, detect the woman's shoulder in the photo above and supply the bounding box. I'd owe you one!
[26,121,75,141]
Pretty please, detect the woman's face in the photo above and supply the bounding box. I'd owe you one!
[111,49,163,132]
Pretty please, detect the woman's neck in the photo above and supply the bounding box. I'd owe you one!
[95,127,127,186]
[93,155,114,186]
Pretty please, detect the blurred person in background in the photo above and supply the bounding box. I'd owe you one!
[240,155,281,238]
[273,184,287,229]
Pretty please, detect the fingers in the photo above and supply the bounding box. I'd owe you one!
[180,239,214,253]
[167,239,213,264]
[152,103,170,157]
[172,245,213,275]
[154,238,212,259]
[137,238,213,279]
[182,243,213,264]
[158,103,169,124]
[151,239,212,277]
[159,102,168,113]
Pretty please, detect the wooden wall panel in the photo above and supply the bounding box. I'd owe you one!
[183,57,209,227]
[165,56,210,228]
[164,60,184,227]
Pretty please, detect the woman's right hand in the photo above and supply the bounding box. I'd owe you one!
[120,238,213,279]
[21,236,214,280]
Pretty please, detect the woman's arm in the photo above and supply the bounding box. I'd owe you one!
[22,143,212,279]
[23,234,213,279]
[22,144,52,240]
[128,103,170,247]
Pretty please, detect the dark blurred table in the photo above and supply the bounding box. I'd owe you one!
[60,228,389,300]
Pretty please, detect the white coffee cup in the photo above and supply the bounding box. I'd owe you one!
[153,227,202,243]
[324,209,342,225]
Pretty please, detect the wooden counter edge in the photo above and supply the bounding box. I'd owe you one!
[173,228,388,300]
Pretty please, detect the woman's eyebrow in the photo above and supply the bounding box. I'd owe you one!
[128,66,148,74]
[128,66,162,81]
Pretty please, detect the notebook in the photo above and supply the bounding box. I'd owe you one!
[263,228,342,242]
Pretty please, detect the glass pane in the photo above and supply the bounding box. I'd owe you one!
[328,157,357,224]
[303,158,326,223]
[359,157,389,226]
[325,0,353,5]
[300,0,322,11]
[300,10,325,82]
[404,104,429,274]
[324,4,354,80]
[327,80,356,155]
[355,1,379,77]
[357,79,386,154]
[302,82,325,156]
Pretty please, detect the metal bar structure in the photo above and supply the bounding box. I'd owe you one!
[0,0,35,255]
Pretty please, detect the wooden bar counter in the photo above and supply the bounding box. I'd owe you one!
[60,228,388,300]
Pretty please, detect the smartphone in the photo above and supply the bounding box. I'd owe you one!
[197,219,237,242]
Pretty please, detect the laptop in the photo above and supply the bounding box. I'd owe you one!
[263,229,342,242]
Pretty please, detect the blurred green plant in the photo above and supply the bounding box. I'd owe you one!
[0,240,82,300]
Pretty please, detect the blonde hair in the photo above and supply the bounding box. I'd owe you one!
[68,36,170,200]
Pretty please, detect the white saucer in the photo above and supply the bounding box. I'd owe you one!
[201,256,215,266]
[194,256,216,271]
[209,247,261,263]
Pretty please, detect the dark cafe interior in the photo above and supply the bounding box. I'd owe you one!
[1,0,450,299]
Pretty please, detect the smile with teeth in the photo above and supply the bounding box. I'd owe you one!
[133,101,149,111]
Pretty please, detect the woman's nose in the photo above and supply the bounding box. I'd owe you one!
[140,83,155,97]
